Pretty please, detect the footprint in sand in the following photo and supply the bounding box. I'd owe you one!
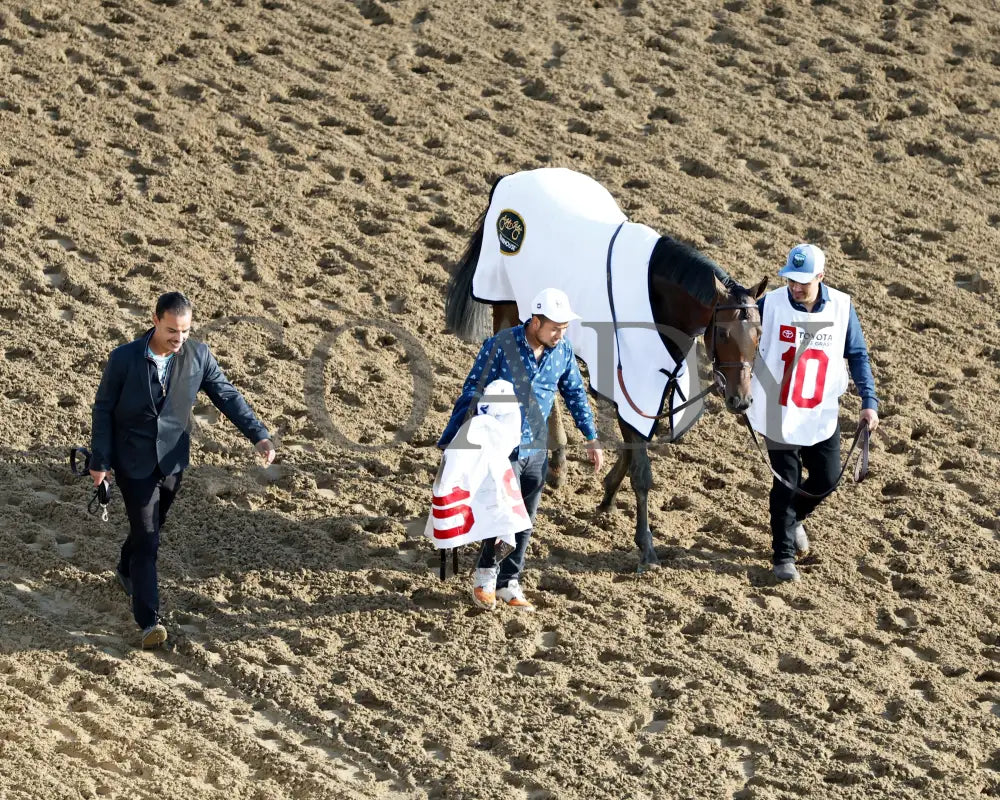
[422,738,449,761]
[18,529,44,552]
[690,725,769,795]
[909,680,939,702]
[515,660,545,677]
[894,641,939,663]
[641,711,670,734]
[571,680,631,713]
[174,612,208,636]
[54,533,77,559]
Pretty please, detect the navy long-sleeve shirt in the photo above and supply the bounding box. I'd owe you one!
[438,325,598,455]
[758,285,878,411]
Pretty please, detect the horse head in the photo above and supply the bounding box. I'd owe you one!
[705,277,768,413]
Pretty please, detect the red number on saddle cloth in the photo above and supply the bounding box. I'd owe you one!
[432,486,475,538]
[502,469,529,518]
[778,346,829,409]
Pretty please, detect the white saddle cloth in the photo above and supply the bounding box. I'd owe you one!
[424,413,526,549]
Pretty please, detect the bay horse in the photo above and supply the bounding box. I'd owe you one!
[444,168,767,572]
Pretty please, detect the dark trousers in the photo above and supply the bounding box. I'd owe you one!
[477,450,547,589]
[116,468,183,629]
[766,425,840,564]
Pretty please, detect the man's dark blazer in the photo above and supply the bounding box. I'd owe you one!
[90,329,270,479]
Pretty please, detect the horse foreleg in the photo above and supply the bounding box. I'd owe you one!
[624,430,659,573]
[597,446,630,513]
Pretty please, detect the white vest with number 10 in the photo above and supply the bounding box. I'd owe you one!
[747,286,850,446]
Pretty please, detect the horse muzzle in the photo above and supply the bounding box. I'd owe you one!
[725,393,752,413]
[713,361,754,414]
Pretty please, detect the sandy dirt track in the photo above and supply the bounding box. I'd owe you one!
[1,0,999,797]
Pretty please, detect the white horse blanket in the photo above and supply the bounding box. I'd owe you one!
[471,167,704,440]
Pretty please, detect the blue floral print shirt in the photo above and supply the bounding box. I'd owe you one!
[439,325,598,455]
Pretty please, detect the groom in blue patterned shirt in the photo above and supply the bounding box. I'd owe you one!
[439,288,604,612]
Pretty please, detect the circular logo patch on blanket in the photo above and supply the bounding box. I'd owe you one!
[496,209,525,255]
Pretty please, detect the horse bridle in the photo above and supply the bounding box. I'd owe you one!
[704,299,761,395]
[610,294,760,422]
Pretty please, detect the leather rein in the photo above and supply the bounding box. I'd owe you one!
[743,416,871,497]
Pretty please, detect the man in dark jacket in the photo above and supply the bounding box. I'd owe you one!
[89,291,275,648]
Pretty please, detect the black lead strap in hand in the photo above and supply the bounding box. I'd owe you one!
[741,416,872,500]
[852,419,871,483]
[70,446,114,522]
[88,480,113,522]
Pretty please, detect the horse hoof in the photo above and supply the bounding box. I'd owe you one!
[636,561,662,575]
[546,466,565,490]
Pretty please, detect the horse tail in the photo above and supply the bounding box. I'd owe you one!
[444,176,502,342]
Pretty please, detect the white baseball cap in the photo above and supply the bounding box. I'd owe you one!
[779,243,826,283]
[477,379,520,418]
[529,287,581,324]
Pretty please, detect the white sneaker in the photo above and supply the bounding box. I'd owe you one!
[793,522,810,557]
[471,567,497,610]
[496,580,535,612]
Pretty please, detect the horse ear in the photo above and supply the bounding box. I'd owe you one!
[752,276,769,299]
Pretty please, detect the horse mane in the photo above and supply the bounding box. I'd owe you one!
[650,235,744,306]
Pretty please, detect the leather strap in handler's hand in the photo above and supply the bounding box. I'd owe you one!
[742,417,871,501]
[69,446,114,522]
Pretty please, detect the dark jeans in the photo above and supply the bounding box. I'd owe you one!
[766,425,840,564]
[477,450,547,589]
[116,468,183,629]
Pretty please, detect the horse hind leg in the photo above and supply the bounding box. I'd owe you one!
[492,303,519,335]
[546,411,568,489]
[492,304,569,489]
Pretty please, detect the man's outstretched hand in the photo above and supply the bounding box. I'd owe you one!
[256,438,276,466]
[586,439,604,473]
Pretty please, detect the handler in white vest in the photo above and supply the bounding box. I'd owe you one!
[747,244,879,582]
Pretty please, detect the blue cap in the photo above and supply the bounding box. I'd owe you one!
[779,244,826,283]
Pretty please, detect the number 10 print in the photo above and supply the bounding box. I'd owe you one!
[778,347,829,409]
